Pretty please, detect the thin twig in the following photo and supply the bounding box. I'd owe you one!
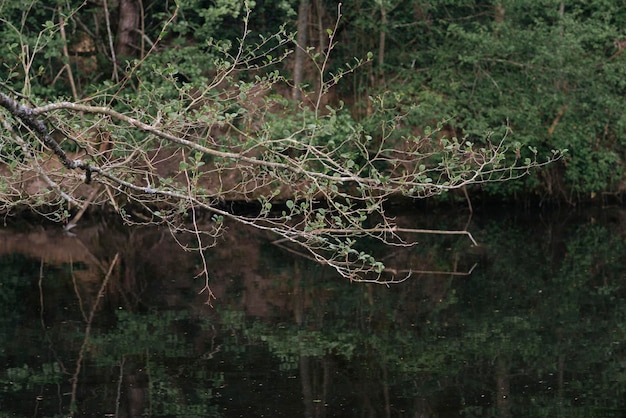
[71,257,88,322]
[58,10,78,100]
[181,149,215,304]
[67,185,103,230]
[38,258,46,329]
[114,356,125,417]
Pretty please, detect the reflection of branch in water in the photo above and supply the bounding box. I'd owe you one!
[382,262,478,279]
[273,226,479,284]
[69,252,120,416]
[38,259,46,330]
[71,257,88,322]
[296,227,478,246]
[115,355,125,418]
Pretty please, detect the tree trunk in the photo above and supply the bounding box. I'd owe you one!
[494,2,505,23]
[116,0,140,59]
[378,1,387,87]
[293,0,310,101]
[313,0,326,99]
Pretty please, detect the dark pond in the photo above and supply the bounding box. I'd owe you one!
[1,205,625,417]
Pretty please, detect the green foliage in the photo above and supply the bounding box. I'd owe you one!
[2,0,622,199]
[0,1,69,96]
[263,104,366,167]
[86,309,223,416]
[89,310,193,364]
[1,363,62,393]
[339,0,626,196]
[246,323,357,370]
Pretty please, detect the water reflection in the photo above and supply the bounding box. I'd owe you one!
[0,207,625,417]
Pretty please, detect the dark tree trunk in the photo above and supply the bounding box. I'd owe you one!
[116,0,140,59]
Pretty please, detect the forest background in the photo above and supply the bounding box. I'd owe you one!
[4,0,623,200]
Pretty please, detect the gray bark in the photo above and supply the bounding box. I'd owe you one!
[292,0,310,101]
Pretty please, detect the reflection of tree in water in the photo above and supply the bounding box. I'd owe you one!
[0,209,625,416]
[432,209,626,417]
[0,221,219,416]
[225,208,626,417]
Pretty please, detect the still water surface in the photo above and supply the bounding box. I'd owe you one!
[0,206,625,417]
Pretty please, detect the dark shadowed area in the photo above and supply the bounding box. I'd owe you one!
[0,206,625,417]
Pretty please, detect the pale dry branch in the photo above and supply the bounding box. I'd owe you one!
[0,87,560,283]
[0,4,564,292]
